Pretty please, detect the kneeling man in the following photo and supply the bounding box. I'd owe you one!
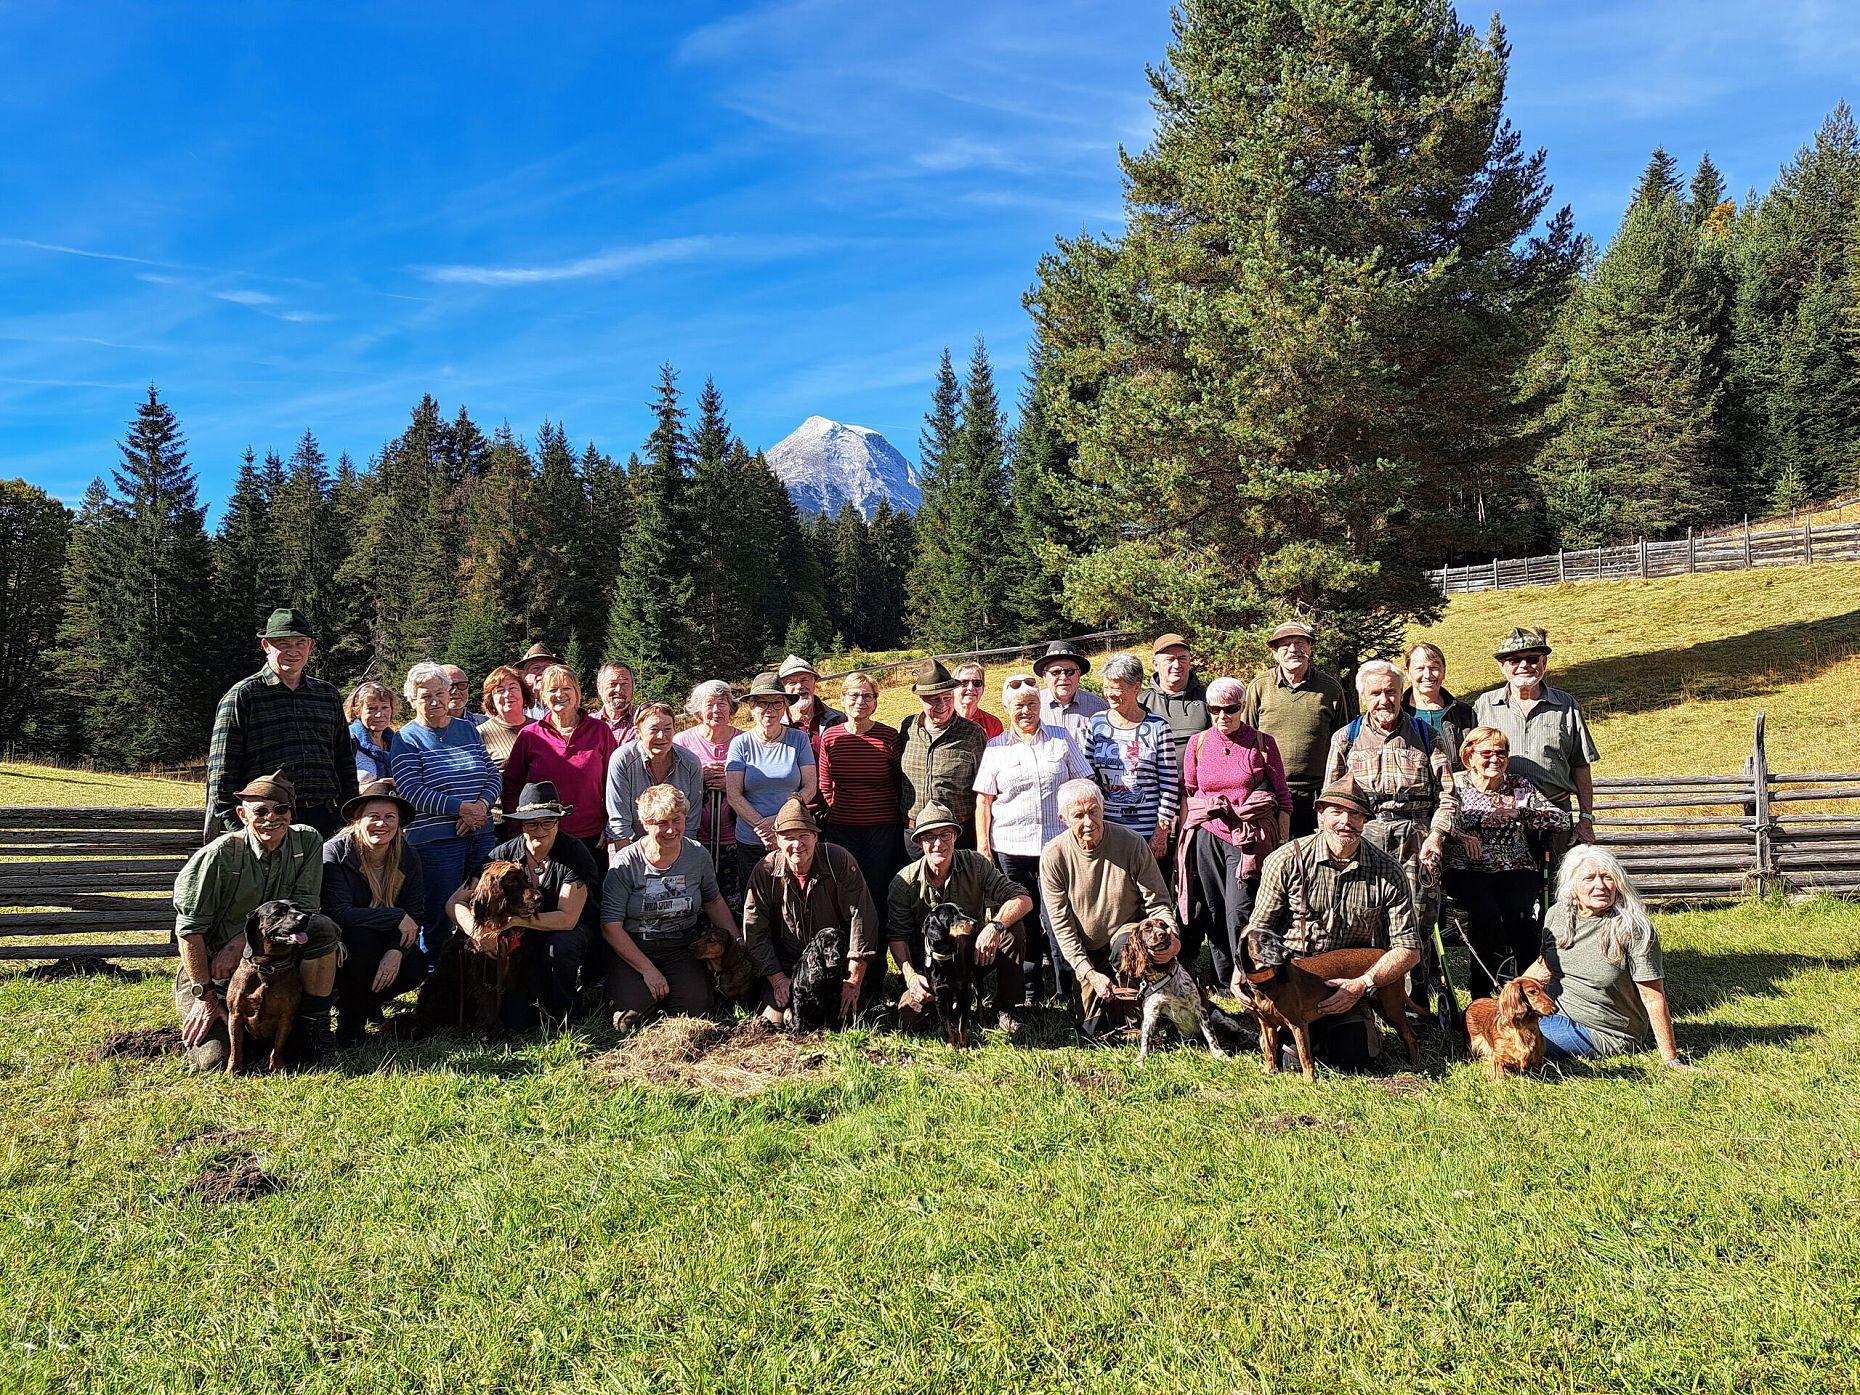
[886,801,1035,1035]
[172,770,340,1070]
[742,798,879,1025]
[1040,779,1175,1039]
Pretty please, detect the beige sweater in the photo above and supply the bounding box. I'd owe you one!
[1039,822,1173,975]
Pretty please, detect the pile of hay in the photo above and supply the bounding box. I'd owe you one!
[596,1017,831,1097]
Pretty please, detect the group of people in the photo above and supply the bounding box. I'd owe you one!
[175,605,1686,1075]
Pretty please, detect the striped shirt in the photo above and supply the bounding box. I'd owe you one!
[1245,834,1420,957]
[817,721,904,827]
[388,719,502,848]
[204,667,357,839]
[973,726,1093,856]
[1085,709,1180,838]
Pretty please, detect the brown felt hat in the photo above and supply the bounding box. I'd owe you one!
[1315,780,1370,819]
[1267,621,1316,648]
[911,801,961,840]
[910,658,959,695]
[771,798,819,835]
[233,769,297,806]
[518,642,561,666]
[342,778,416,824]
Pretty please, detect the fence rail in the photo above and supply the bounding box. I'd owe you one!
[1427,514,1860,595]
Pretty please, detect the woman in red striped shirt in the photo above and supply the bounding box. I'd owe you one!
[817,671,905,915]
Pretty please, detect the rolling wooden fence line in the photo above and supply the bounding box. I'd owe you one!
[1427,513,1860,595]
[0,716,1855,962]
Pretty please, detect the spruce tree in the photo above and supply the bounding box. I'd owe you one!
[212,450,276,689]
[579,440,629,659]
[605,367,697,700]
[865,501,914,650]
[686,381,770,677]
[0,480,70,744]
[1634,147,1684,210]
[449,424,534,679]
[1690,154,1729,228]
[521,421,586,648]
[49,481,116,756]
[337,396,447,682]
[1007,350,1090,637]
[1026,0,1579,657]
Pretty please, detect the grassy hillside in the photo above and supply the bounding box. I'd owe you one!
[0,761,197,808]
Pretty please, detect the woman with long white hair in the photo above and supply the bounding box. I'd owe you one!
[1521,844,1692,1068]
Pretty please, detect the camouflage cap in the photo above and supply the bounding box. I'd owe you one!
[1494,626,1552,660]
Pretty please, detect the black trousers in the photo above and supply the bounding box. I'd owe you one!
[997,850,1072,1000]
[335,925,430,1040]
[506,925,593,1028]
[1288,789,1318,837]
[1445,866,1542,1000]
[1188,829,1257,988]
[605,938,716,1018]
[824,822,904,918]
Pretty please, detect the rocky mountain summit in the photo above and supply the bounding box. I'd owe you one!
[765,415,920,518]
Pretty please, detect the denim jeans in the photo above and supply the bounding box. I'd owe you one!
[1539,1012,1600,1059]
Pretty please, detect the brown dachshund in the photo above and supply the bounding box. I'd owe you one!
[225,900,312,1074]
[691,925,758,1009]
[418,861,538,1031]
[1465,977,1559,1079]
[1239,939,1421,1082]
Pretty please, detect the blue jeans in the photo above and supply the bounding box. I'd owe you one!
[1539,1013,1600,1059]
[413,827,497,948]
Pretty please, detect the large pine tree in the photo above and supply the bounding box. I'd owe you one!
[0,480,70,744]
[686,382,770,678]
[1026,0,1579,660]
[605,367,698,699]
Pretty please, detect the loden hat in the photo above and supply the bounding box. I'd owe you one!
[910,658,960,695]
[771,798,819,836]
[342,778,417,824]
[504,781,575,822]
[234,769,297,807]
[1266,621,1316,648]
[1494,626,1552,660]
[1031,640,1090,678]
[1152,632,1191,655]
[1315,780,1370,819]
[776,654,818,680]
[746,671,788,700]
[518,642,561,667]
[257,607,315,642]
[911,801,962,840]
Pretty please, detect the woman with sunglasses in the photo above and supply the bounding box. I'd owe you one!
[952,662,1004,738]
[974,673,1092,1001]
[1472,627,1600,863]
[1178,676,1290,989]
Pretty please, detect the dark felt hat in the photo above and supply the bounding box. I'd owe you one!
[504,781,574,822]
[1315,780,1370,819]
[257,607,315,641]
[746,670,788,700]
[771,797,819,835]
[1031,640,1090,677]
[910,658,960,695]
[518,642,561,666]
[342,778,417,824]
[233,769,297,806]
[1494,626,1552,660]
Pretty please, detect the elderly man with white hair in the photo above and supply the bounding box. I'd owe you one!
[1323,658,1456,1004]
[1039,778,1174,1039]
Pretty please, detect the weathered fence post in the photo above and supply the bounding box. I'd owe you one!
[1687,527,1695,573]
[1638,537,1648,579]
[1744,515,1751,567]
[1750,712,1774,898]
[1804,518,1813,565]
[1558,548,1566,583]
[1491,556,1499,590]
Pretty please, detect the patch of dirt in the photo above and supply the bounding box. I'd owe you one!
[182,1154,283,1205]
[595,1017,830,1097]
[87,1026,183,1061]
[25,955,139,980]
[1254,1113,1351,1133]
[1371,1072,1432,1098]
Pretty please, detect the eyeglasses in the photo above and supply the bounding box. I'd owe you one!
[243,804,293,819]
[1045,667,1079,678]
[956,680,984,689]
[1501,655,1546,667]
[1208,703,1243,715]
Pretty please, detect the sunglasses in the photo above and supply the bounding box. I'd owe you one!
[1045,667,1080,678]
[243,803,293,819]
[1004,677,1038,691]
[1208,703,1243,715]
[956,680,984,689]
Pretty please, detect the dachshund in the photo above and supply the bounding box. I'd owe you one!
[1118,917,1248,1063]
[921,903,980,1048]
[1237,933,1421,1082]
[691,925,758,1010]
[419,860,538,1031]
[785,923,847,1031]
[1465,976,1559,1079]
[225,900,312,1074]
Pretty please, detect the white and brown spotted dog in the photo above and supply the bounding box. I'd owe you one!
[1119,917,1244,1063]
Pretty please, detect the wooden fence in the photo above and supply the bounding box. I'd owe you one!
[1427,514,1860,595]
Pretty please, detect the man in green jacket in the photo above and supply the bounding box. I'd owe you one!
[1243,620,1354,838]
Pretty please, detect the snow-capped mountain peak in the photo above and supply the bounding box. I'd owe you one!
[765,416,920,519]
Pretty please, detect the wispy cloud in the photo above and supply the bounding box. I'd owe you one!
[214,288,278,307]
[416,234,840,288]
[0,236,179,269]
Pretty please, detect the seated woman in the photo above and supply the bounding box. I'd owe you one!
[346,680,398,785]
[601,784,739,1028]
[322,779,427,1045]
[1521,844,1691,1068]
[1444,726,1571,1000]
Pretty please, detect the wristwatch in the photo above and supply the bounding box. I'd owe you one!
[186,978,211,1001]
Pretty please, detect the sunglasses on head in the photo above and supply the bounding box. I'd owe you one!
[1208,703,1243,715]
[1004,677,1038,690]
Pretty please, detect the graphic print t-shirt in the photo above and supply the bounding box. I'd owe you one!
[600,839,722,944]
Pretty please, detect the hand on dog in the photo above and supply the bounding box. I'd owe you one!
[975,923,1001,966]
[372,947,403,994]
[1313,976,1367,1018]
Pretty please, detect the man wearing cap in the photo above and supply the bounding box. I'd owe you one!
[898,659,988,857]
[742,799,880,1024]
[1242,621,1352,839]
[1241,781,1421,1071]
[516,642,559,720]
[778,655,847,734]
[1033,640,1108,748]
[1040,779,1175,1039]
[952,662,1004,739]
[886,802,1036,1034]
[205,607,358,844]
[1473,628,1599,856]
[1142,633,1210,763]
[172,770,341,1071]
[596,662,638,745]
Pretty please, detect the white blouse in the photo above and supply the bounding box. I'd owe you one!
[973,724,1093,856]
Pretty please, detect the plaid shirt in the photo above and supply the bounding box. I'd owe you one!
[204,668,357,841]
[1245,833,1420,957]
[898,713,987,825]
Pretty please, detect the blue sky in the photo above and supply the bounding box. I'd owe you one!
[3,1,1855,514]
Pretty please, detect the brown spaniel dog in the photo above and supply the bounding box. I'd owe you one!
[419,861,538,1031]
[1465,977,1559,1079]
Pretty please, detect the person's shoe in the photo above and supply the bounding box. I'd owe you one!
[185,1038,228,1073]
[611,1009,643,1034]
[996,1011,1022,1035]
[292,1011,334,1067]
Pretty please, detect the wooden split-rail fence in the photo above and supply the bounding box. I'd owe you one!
[1427,513,1860,595]
[0,715,1855,962]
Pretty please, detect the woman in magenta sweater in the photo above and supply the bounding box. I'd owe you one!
[1180,675,1291,989]
[816,671,905,913]
[501,664,618,862]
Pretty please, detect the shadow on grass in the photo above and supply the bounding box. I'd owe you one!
[1661,947,1857,1014]
[1549,608,1860,718]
